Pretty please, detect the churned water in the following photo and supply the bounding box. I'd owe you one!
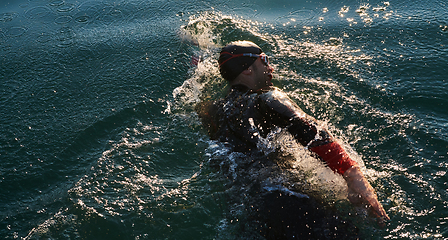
[1,0,447,239]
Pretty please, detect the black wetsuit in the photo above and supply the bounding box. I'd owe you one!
[198,85,357,175]
[197,85,359,239]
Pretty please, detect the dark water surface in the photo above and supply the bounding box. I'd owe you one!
[1,0,447,239]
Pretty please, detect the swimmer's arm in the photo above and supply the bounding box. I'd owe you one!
[343,166,390,221]
[310,142,390,222]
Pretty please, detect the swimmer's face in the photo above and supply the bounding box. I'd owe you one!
[250,57,274,90]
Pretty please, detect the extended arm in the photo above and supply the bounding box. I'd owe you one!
[311,142,389,221]
[343,166,390,221]
[259,88,389,220]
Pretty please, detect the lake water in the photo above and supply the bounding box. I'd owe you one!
[1,0,447,239]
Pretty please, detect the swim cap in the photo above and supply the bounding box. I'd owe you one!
[218,41,263,81]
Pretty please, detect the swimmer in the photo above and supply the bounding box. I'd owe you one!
[196,41,390,228]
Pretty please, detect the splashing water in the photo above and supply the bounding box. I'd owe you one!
[2,0,447,239]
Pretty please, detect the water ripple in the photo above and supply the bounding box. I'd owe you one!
[5,27,28,37]
[49,0,65,7]
[55,27,76,47]
[25,6,52,19]
[57,3,76,13]
[54,15,72,24]
[0,12,19,22]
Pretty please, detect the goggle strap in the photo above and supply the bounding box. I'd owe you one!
[219,52,243,67]
[219,52,268,67]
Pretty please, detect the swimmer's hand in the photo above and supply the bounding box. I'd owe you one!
[343,166,390,223]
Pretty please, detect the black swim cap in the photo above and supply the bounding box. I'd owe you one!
[219,41,263,81]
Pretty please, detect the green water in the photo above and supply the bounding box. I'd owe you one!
[1,0,447,239]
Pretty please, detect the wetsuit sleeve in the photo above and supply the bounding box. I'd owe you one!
[309,142,358,175]
[259,88,357,175]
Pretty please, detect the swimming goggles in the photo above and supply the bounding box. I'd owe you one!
[219,52,270,67]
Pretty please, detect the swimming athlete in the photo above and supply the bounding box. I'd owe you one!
[196,41,389,236]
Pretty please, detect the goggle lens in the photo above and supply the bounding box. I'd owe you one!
[242,53,269,66]
[259,54,269,66]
